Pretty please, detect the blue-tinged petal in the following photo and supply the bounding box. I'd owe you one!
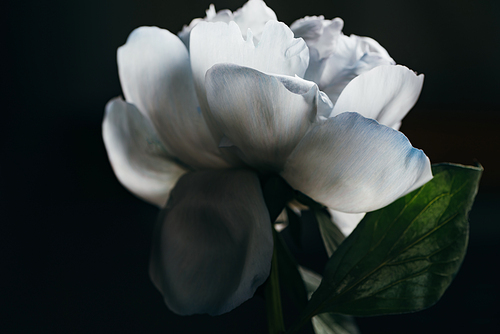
[149,169,272,315]
[282,113,432,213]
[117,26,228,169]
[331,65,424,130]
[190,20,309,144]
[102,98,188,207]
[205,64,332,171]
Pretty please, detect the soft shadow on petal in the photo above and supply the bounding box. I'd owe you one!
[291,16,344,59]
[293,16,395,106]
[205,64,331,171]
[282,112,433,213]
[331,65,424,129]
[149,169,273,315]
[117,26,228,169]
[102,98,188,207]
[327,209,366,237]
[190,20,309,144]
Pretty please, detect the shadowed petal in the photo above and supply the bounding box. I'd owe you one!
[290,16,344,59]
[331,65,424,129]
[190,20,309,143]
[149,169,273,315]
[292,16,395,106]
[117,26,228,169]
[102,98,188,207]
[205,64,332,171]
[282,112,432,213]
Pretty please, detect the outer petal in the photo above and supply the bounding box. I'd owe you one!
[102,98,188,207]
[149,169,273,315]
[190,20,309,143]
[117,26,228,169]
[178,0,277,49]
[205,64,332,171]
[331,65,424,129]
[281,112,432,213]
[327,210,366,237]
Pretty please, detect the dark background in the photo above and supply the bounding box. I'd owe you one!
[3,0,499,333]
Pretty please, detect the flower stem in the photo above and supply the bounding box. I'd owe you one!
[265,230,285,334]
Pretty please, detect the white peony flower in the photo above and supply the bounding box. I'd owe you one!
[102,0,432,316]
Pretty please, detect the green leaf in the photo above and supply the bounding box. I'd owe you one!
[289,163,482,332]
[315,210,346,257]
[299,267,360,334]
[265,230,286,334]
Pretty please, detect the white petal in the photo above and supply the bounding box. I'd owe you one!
[117,26,228,169]
[331,65,424,129]
[149,169,272,315]
[232,0,278,40]
[282,112,432,213]
[327,209,365,237]
[205,64,331,171]
[190,20,309,143]
[291,16,344,59]
[178,4,233,49]
[178,0,277,49]
[102,98,188,207]
[292,16,395,106]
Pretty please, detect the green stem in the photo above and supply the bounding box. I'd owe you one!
[265,231,285,334]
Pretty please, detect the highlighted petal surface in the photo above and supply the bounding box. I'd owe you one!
[102,98,187,207]
[178,0,277,48]
[117,26,227,169]
[282,112,432,213]
[206,64,330,170]
[331,65,424,129]
[190,20,309,142]
[149,169,272,315]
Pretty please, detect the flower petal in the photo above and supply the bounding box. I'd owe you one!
[102,98,188,207]
[178,0,277,49]
[232,0,278,40]
[117,26,228,169]
[149,169,272,315]
[178,4,233,49]
[292,16,395,106]
[327,209,366,237]
[190,20,309,143]
[331,65,424,129]
[290,16,344,59]
[282,112,432,213]
[205,64,331,171]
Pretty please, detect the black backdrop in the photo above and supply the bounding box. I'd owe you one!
[3,0,499,333]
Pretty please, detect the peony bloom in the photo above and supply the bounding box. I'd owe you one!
[103,0,432,316]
